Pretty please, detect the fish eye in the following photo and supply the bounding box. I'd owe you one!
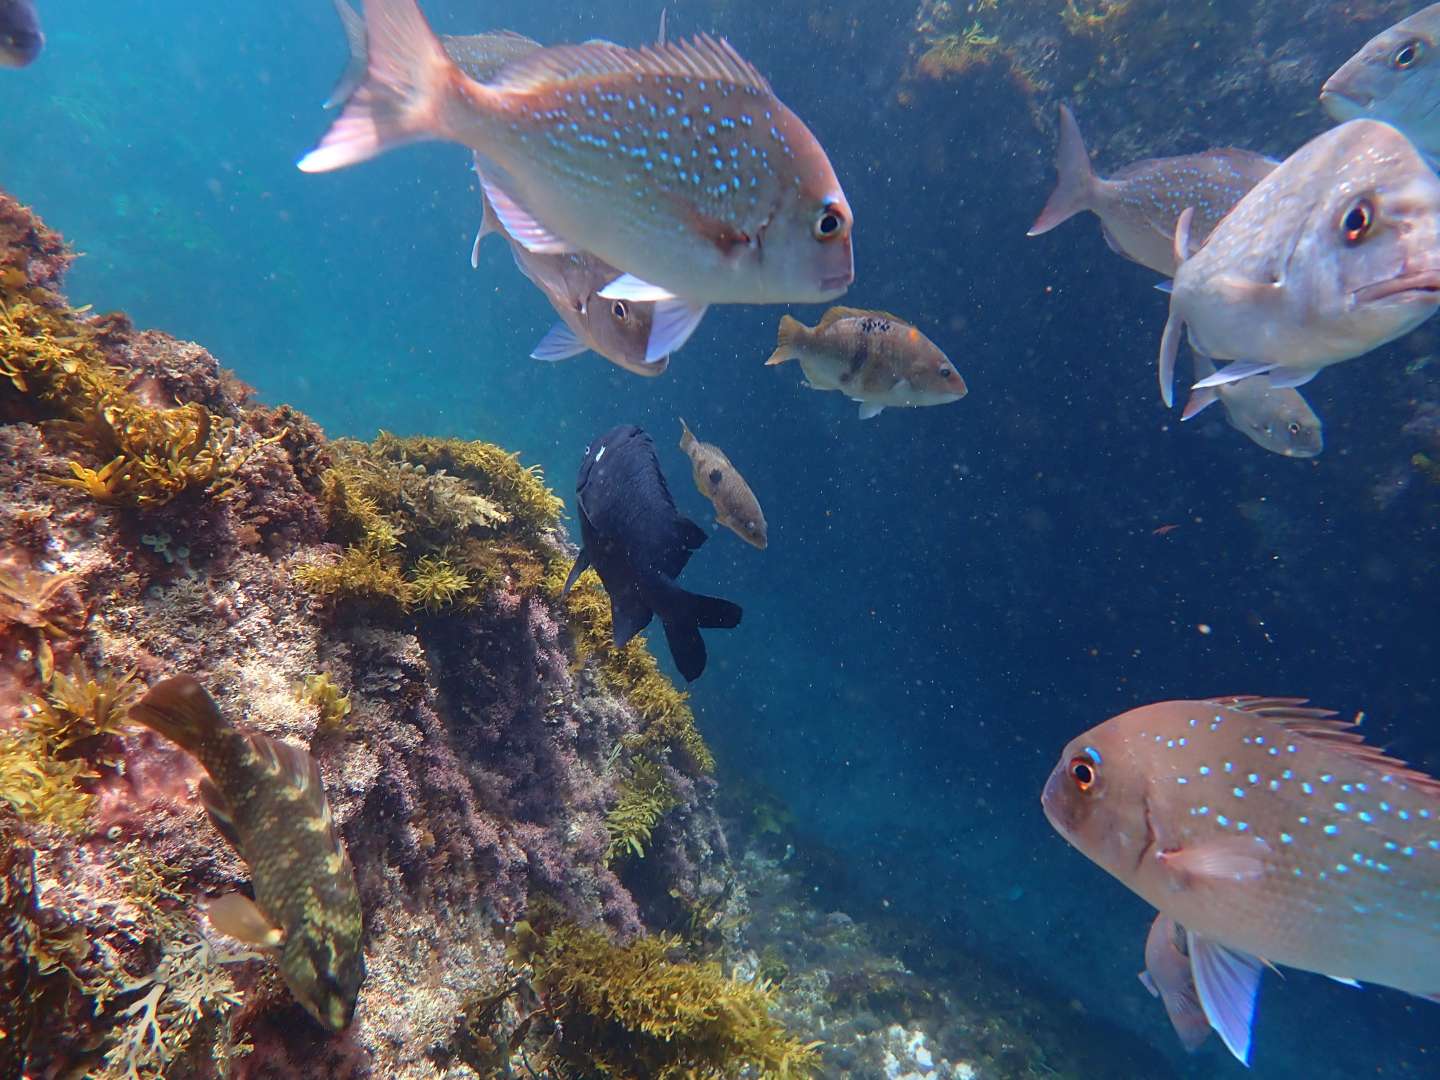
[611,300,628,320]
[1068,755,1097,791]
[1288,421,1301,435]
[1341,198,1374,244]
[938,366,953,378]
[813,202,847,241]
[1393,39,1423,69]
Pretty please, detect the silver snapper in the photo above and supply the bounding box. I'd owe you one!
[1028,105,1277,277]
[1157,119,1440,407]
[1182,351,1323,458]
[471,184,668,377]
[1322,5,1440,161]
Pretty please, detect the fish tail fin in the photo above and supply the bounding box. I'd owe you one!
[323,0,369,109]
[1027,104,1095,236]
[128,675,228,756]
[299,0,475,173]
[766,315,805,365]
[647,576,742,682]
[678,417,696,452]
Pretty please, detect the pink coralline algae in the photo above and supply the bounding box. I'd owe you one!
[0,191,732,1079]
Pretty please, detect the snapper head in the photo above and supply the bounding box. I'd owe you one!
[1040,717,1155,884]
[1321,5,1440,142]
[1284,120,1440,355]
[751,175,855,301]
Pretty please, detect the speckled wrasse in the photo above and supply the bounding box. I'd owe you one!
[301,0,854,312]
[129,675,365,1031]
[1043,696,1440,1064]
[1028,104,1276,277]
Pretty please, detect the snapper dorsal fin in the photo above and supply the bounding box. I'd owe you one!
[487,34,771,96]
[1210,696,1440,798]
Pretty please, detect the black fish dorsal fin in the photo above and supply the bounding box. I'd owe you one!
[1211,696,1440,797]
[487,34,771,96]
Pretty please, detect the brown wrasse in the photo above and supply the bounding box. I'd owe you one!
[678,418,767,549]
[1043,696,1440,1064]
[129,676,365,1031]
[766,306,966,420]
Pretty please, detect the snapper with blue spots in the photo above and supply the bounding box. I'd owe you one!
[1042,696,1440,1066]
[300,0,854,362]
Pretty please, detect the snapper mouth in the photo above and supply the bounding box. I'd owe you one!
[820,271,853,292]
[1354,268,1440,304]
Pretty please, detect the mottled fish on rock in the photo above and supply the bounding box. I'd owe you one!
[300,0,854,354]
[472,182,668,376]
[1043,696,1440,1065]
[564,425,742,682]
[128,675,365,1032]
[0,0,41,67]
[1157,119,1440,407]
[766,306,967,420]
[1140,913,1211,1054]
[1322,4,1440,162]
[1028,105,1276,277]
[1182,350,1323,459]
[678,418,767,549]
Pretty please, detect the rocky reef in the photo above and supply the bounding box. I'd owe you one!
[0,190,797,1079]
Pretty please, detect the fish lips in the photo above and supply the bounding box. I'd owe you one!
[1318,85,1370,122]
[1354,267,1440,305]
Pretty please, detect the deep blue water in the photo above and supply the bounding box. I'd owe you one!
[4,2,1440,1076]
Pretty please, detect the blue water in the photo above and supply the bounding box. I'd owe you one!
[4,2,1440,1076]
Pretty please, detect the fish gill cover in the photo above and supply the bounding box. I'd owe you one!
[3,1,1440,1078]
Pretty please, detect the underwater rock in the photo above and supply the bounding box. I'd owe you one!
[0,191,738,1078]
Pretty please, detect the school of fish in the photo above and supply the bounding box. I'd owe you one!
[8,0,1440,1064]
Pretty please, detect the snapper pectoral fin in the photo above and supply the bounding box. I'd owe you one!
[206,892,284,948]
[1193,358,1277,390]
[530,321,589,362]
[1156,837,1270,886]
[1157,309,1184,409]
[476,169,574,254]
[645,298,709,363]
[1186,931,1264,1066]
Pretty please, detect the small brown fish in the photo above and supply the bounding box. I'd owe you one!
[1028,105,1277,277]
[678,419,767,549]
[766,307,967,420]
[1043,696,1440,1064]
[128,676,365,1031]
[1140,913,1211,1053]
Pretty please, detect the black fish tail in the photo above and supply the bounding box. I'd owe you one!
[648,577,742,682]
[128,675,229,756]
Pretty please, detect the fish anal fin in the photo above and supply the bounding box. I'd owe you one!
[1157,837,1270,885]
[206,892,284,948]
[478,170,573,253]
[1187,931,1263,1066]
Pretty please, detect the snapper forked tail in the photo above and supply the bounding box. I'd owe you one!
[299,0,478,173]
[1027,104,1097,237]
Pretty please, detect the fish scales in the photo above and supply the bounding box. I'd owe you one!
[1045,697,1440,997]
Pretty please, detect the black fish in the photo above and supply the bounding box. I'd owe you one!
[563,425,741,682]
[0,0,42,67]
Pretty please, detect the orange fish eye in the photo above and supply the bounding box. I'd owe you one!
[1341,198,1374,244]
[1069,755,1098,791]
[1393,39,1423,69]
[813,202,848,242]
